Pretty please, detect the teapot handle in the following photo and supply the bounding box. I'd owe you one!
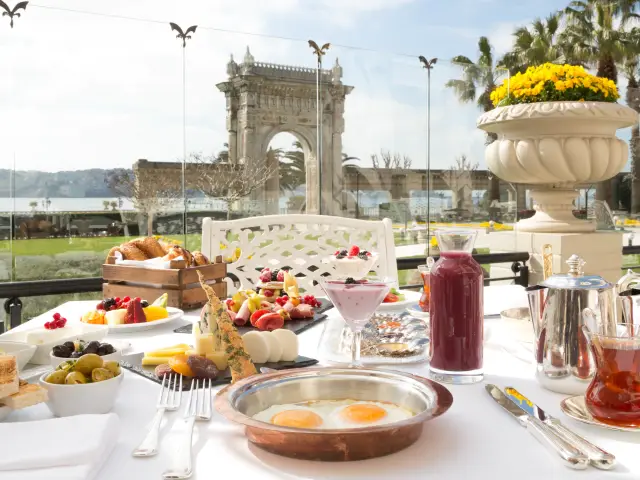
[582,308,599,335]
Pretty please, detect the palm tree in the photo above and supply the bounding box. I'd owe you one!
[561,0,640,205]
[499,14,572,74]
[446,36,503,202]
[103,200,110,210]
[624,57,640,212]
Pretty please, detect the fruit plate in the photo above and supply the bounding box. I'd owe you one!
[120,352,319,389]
[172,298,333,336]
[377,290,421,312]
[107,307,183,333]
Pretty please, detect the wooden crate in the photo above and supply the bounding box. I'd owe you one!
[102,256,227,310]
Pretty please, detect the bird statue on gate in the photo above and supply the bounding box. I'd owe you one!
[0,1,28,28]
[170,22,197,48]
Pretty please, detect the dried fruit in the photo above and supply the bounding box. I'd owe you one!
[168,354,195,377]
[155,363,173,379]
[186,355,219,379]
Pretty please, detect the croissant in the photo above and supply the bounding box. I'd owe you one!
[130,237,166,259]
[105,247,122,264]
[163,246,194,266]
[119,242,148,261]
[192,251,210,266]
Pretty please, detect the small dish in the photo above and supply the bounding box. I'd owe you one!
[49,348,122,369]
[328,252,379,278]
[0,341,37,371]
[560,395,640,433]
[39,370,124,417]
[377,290,421,312]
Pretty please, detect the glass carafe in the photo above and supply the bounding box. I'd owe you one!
[583,322,640,428]
[429,229,484,384]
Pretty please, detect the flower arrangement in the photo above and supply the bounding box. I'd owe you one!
[490,63,619,107]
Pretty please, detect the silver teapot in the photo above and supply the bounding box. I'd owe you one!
[526,254,617,395]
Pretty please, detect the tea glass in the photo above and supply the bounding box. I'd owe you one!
[583,323,640,428]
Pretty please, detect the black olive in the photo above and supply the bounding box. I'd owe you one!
[140,300,149,308]
[100,343,115,355]
[52,345,71,358]
[97,345,108,356]
[83,341,100,354]
[63,341,75,352]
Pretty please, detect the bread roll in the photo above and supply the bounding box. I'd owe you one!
[1,383,47,409]
[192,251,210,266]
[131,237,166,259]
[119,242,148,261]
[0,355,18,399]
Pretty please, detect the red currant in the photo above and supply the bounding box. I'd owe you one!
[96,302,104,310]
[44,322,51,329]
[114,297,121,303]
[59,318,67,327]
[53,312,61,320]
[134,297,142,303]
[122,296,131,303]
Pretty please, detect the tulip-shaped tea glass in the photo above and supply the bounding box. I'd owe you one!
[320,276,393,367]
[583,322,640,428]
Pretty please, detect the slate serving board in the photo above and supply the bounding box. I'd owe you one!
[172,298,333,335]
[121,352,319,390]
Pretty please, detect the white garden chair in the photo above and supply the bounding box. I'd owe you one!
[201,215,398,296]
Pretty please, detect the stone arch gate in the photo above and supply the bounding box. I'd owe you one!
[216,48,353,215]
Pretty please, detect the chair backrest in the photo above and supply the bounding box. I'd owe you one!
[201,215,398,296]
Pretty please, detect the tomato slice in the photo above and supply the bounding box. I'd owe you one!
[383,293,399,303]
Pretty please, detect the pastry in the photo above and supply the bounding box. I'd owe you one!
[1,382,48,409]
[197,271,257,383]
[119,242,148,261]
[192,251,210,266]
[131,237,166,259]
[105,246,122,264]
[163,246,193,266]
[0,355,19,399]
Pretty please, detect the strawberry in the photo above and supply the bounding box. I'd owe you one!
[348,245,360,256]
[250,309,271,327]
[125,298,146,324]
[254,312,284,331]
[383,293,399,303]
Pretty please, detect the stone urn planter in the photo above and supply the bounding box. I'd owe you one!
[477,101,637,233]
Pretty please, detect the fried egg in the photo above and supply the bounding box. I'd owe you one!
[251,399,414,430]
[328,401,413,428]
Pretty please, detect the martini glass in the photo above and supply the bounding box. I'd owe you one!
[320,276,393,367]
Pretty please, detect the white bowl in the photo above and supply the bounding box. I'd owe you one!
[49,348,122,369]
[0,341,37,371]
[2,323,109,365]
[39,370,123,417]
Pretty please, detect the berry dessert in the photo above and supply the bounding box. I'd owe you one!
[24,312,69,345]
[256,267,292,300]
[329,245,378,278]
[52,340,116,359]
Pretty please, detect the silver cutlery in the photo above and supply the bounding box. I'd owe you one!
[485,384,589,469]
[133,373,183,457]
[162,378,213,480]
[505,386,615,470]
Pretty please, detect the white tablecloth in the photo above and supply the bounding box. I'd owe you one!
[4,286,640,479]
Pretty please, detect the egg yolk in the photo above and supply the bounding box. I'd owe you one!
[271,409,323,429]
[340,404,387,424]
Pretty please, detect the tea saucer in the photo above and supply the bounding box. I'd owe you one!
[560,395,640,433]
[406,303,429,319]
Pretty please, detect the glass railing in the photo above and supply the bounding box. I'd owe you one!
[0,4,633,322]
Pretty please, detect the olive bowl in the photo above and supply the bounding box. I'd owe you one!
[39,370,123,417]
[215,366,453,461]
[49,348,121,369]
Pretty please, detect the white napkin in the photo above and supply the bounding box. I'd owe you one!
[0,413,119,480]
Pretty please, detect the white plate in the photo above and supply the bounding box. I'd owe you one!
[377,290,421,312]
[0,406,10,422]
[106,307,183,333]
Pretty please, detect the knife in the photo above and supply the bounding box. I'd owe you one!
[485,384,589,469]
[504,386,616,470]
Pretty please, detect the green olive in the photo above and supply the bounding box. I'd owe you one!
[91,368,114,383]
[65,371,87,384]
[103,361,121,377]
[45,370,67,384]
[56,360,76,373]
[74,354,103,375]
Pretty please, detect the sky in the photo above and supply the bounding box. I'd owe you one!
[0,0,628,178]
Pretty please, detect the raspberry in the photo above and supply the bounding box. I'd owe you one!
[334,250,340,255]
[348,245,360,256]
[276,270,285,281]
[53,312,61,320]
[263,289,274,298]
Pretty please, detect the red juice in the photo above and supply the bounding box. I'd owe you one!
[429,250,484,382]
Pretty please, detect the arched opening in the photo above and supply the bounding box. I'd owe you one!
[265,131,309,214]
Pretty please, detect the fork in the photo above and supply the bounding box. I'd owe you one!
[162,378,212,480]
[132,373,183,457]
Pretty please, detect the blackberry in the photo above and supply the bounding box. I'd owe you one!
[141,300,149,308]
[271,269,280,281]
[335,254,346,259]
[103,297,117,310]
[339,249,348,256]
[357,252,369,260]
[345,277,356,284]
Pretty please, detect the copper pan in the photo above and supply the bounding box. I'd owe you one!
[215,366,453,461]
